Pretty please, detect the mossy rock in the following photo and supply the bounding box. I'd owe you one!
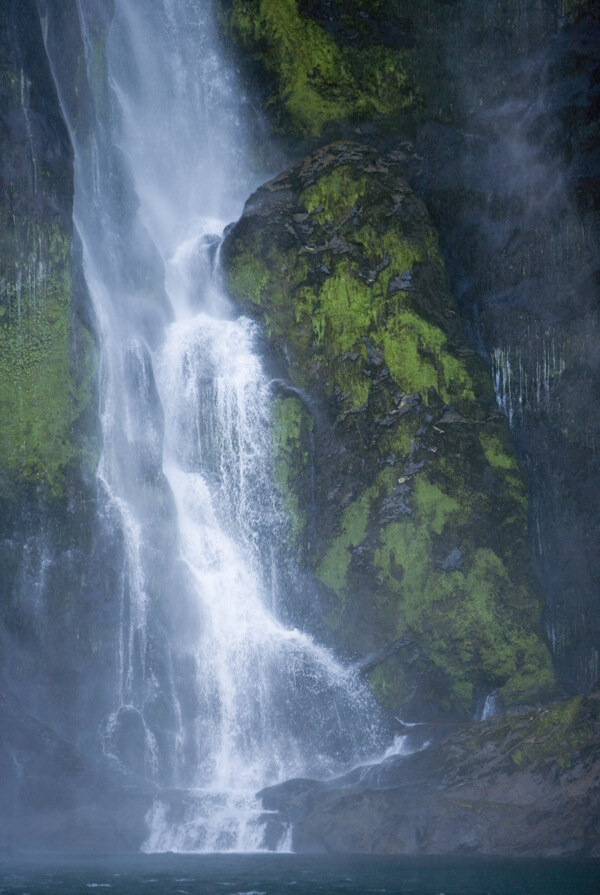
[221,141,554,720]
[217,0,419,139]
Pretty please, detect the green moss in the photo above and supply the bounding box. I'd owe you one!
[378,421,414,461]
[355,472,552,709]
[223,0,417,137]
[0,223,95,498]
[317,485,374,601]
[414,476,465,534]
[355,227,424,275]
[226,247,281,309]
[297,267,374,352]
[479,431,519,470]
[383,310,476,403]
[302,166,368,224]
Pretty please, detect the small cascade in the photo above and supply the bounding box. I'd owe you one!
[491,334,566,425]
[19,69,38,196]
[479,691,500,721]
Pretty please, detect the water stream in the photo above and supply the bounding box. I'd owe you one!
[42,0,393,852]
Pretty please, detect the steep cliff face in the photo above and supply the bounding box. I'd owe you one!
[412,4,600,695]
[218,0,600,698]
[0,0,123,851]
[0,0,97,503]
[222,141,554,720]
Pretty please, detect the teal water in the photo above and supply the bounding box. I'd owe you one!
[0,855,598,895]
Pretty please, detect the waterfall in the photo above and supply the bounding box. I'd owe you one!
[41,0,392,851]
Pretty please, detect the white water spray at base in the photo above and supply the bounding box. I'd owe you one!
[138,228,391,849]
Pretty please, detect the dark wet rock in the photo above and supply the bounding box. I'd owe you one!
[222,140,554,721]
[413,10,600,696]
[261,691,600,856]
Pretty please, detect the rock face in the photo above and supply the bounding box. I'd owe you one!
[218,0,600,699]
[413,6,600,695]
[221,141,553,720]
[0,0,122,853]
[260,691,600,856]
[0,0,97,503]
[0,689,152,854]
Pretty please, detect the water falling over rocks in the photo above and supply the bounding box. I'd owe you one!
[1,0,599,859]
[32,0,397,852]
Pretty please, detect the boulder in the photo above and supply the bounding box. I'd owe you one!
[221,141,554,720]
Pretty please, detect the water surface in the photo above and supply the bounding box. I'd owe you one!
[0,854,598,895]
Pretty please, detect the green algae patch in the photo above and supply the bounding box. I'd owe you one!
[220,0,417,138]
[0,224,96,498]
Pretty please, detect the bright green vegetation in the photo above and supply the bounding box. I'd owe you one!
[382,310,475,404]
[302,166,368,224]
[0,223,97,498]
[220,0,418,136]
[479,431,519,470]
[227,157,480,412]
[317,482,375,599]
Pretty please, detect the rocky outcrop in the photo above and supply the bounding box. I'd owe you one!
[221,141,554,720]
[218,0,600,701]
[260,690,600,856]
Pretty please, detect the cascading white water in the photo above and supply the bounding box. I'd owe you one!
[44,0,395,851]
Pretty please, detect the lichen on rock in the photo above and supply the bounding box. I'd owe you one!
[222,141,554,719]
